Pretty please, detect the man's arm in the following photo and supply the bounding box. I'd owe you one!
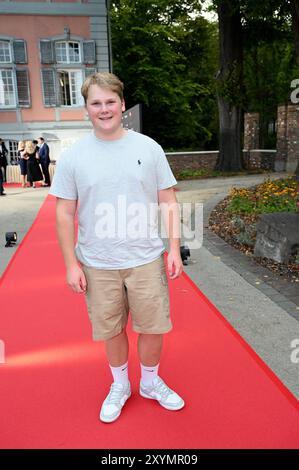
[56,198,86,293]
[158,187,183,279]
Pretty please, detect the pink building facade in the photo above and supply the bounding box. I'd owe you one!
[0,0,111,161]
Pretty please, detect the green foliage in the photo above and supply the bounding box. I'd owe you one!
[244,40,298,116]
[257,196,296,213]
[227,195,255,214]
[226,177,298,215]
[176,168,212,179]
[110,0,299,155]
[216,60,245,107]
[110,0,218,149]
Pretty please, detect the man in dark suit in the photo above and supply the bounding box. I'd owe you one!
[38,137,51,187]
[0,138,8,183]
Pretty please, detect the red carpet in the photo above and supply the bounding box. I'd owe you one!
[0,195,298,449]
[3,183,44,188]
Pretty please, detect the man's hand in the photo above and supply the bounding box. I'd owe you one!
[66,264,87,293]
[167,250,183,280]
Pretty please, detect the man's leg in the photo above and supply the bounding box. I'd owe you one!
[125,257,184,411]
[41,162,51,186]
[105,328,129,366]
[138,333,163,366]
[0,167,5,195]
[3,164,7,182]
[138,332,184,411]
[99,329,131,423]
[82,265,131,423]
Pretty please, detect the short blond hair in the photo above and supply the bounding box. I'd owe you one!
[81,72,124,103]
[25,141,36,154]
[18,140,25,151]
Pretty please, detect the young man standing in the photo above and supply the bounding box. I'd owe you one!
[49,73,184,423]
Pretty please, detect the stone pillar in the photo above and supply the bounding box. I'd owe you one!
[276,103,299,172]
[244,112,260,150]
[276,104,288,171]
[286,104,299,173]
[243,112,260,170]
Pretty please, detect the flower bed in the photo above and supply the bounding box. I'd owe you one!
[209,177,299,281]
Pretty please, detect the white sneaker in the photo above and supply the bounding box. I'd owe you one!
[99,382,131,423]
[140,376,185,411]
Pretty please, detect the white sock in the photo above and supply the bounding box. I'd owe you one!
[109,361,129,385]
[140,363,159,386]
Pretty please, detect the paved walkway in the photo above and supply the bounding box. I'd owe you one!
[1,173,299,399]
[176,172,299,399]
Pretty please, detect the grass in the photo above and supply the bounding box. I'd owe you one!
[176,168,268,180]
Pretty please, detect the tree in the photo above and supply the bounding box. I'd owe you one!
[210,0,298,169]
[110,0,218,149]
[214,0,243,171]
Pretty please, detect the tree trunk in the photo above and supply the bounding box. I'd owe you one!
[215,0,243,171]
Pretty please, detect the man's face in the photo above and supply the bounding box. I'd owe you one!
[85,85,125,140]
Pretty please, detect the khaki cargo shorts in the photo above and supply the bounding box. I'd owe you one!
[82,255,172,341]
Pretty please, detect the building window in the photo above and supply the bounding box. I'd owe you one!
[0,69,16,107]
[55,41,81,64]
[0,40,12,63]
[9,141,18,165]
[40,38,96,108]
[0,38,29,109]
[58,69,84,106]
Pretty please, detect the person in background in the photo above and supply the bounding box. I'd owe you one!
[0,138,8,183]
[32,140,40,152]
[24,141,43,188]
[0,159,5,195]
[18,141,28,188]
[38,137,51,187]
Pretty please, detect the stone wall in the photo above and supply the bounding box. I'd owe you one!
[165,151,218,178]
[243,150,276,171]
[244,106,299,172]
[165,149,275,178]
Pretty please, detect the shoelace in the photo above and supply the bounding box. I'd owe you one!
[154,378,172,398]
[106,383,126,405]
